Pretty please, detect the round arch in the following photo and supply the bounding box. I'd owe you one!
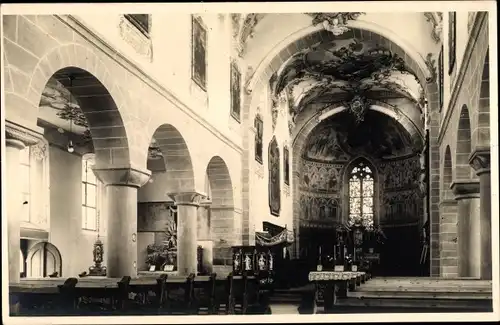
[4,42,134,168]
[205,156,235,267]
[292,103,424,174]
[147,124,196,193]
[455,105,472,180]
[443,145,453,200]
[476,48,490,147]
[26,241,62,278]
[246,23,430,95]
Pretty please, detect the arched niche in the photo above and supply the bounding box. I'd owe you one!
[26,241,62,278]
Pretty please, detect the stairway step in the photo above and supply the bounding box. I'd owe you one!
[348,290,492,299]
[357,286,492,293]
[336,298,492,310]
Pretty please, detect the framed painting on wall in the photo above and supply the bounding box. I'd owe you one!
[269,136,281,216]
[230,61,241,122]
[191,15,207,90]
[448,12,456,74]
[283,145,290,185]
[255,114,263,164]
[438,46,444,111]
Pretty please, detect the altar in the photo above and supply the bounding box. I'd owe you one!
[308,270,369,313]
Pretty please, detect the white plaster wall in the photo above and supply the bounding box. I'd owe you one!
[249,89,293,232]
[48,146,107,277]
[74,13,241,148]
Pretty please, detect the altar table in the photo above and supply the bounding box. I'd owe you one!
[308,271,367,313]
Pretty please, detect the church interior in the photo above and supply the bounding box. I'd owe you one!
[2,8,496,317]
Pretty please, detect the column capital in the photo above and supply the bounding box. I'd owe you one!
[469,147,490,175]
[450,180,481,200]
[93,167,151,188]
[5,120,44,148]
[168,192,207,207]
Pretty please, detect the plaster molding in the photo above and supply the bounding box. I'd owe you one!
[5,120,45,147]
[119,15,153,62]
[424,12,443,43]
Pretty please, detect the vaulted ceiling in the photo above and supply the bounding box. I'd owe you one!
[269,34,423,123]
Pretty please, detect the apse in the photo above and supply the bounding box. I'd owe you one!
[298,109,424,276]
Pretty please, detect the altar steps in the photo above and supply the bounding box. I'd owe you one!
[340,277,493,312]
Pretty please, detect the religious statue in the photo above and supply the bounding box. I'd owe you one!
[268,253,274,271]
[244,254,252,271]
[233,250,242,273]
[258,254,266,271]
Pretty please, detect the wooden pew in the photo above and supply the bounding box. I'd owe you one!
[192,273,217,314]
[162,273,195,314]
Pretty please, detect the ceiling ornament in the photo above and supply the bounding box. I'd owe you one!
[346,94,370,124]
[308,12,364,36]
[424,12,443,43]
[232,13,265,57]
[424,53,437,84]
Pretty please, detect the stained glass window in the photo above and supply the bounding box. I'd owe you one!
[348,161,374,229]
[82,157,98,231]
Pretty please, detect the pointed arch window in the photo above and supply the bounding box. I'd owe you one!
[348,161,374,229]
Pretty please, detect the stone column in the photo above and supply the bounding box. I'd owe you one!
[469,148,491,280]
[5,122,42,283]
[450,180,480,277]
[93,167,151,278]
[169,192,205,276]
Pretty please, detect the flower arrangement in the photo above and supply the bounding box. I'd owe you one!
[145,217,178,269]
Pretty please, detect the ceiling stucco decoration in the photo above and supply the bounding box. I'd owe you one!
[423,12,443,43]
[231,13,266,57]
[303,110,415,162]
[269,38,421,127]
[308,12,365,36]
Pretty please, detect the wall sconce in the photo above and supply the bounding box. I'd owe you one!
[132,233,137,242]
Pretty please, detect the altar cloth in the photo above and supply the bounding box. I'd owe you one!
[308,271,365,281]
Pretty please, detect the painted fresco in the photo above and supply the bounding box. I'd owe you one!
[303,110,413,162]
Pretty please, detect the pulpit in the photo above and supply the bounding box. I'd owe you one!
[231,245,274,287]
